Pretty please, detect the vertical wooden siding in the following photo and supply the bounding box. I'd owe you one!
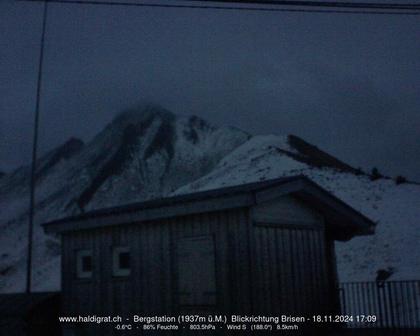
[251,225,332,316]
[62,196,338,335]
[62,208,252,335]
[250,195,335,318]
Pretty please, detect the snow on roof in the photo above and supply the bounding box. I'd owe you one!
[43,175,375,238]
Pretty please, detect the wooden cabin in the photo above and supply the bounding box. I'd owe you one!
[43,176,375,335]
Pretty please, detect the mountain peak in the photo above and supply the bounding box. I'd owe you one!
[111,103,175,128]
[1,106,419,293]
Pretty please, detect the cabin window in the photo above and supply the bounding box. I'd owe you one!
[113,246,131,277]
[176,235,216,306]
[76,249,93,279]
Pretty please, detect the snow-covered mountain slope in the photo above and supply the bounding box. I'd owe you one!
[174,135,420,282]
[0,104,249,292]
[0,105,419,292]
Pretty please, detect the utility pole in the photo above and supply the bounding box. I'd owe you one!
[26,0,48,294]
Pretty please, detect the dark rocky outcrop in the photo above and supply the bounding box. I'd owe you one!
[36,138,84,179]
[287,135,358,173]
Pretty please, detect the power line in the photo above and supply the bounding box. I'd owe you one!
[188,0,420,10]
[26,0,49,294]
[16,0,420,15]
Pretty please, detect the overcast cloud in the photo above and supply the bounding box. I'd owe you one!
[1,0,419,179]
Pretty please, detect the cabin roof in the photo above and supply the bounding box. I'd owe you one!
[43,175,376,239]
[0,292,60,317]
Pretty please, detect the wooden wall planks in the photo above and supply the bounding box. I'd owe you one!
[61,195,339,335]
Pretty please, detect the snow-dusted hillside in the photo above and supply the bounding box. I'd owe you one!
[0,104,249,292]
[0,104,419,292]
[174,136,420,282]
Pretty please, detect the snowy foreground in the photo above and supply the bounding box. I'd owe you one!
[0,105,419,292]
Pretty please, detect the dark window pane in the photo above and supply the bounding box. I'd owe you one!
[119,252,130,270]
[82,255,92,272]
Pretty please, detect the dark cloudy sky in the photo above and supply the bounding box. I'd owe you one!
[1,0,419,180]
